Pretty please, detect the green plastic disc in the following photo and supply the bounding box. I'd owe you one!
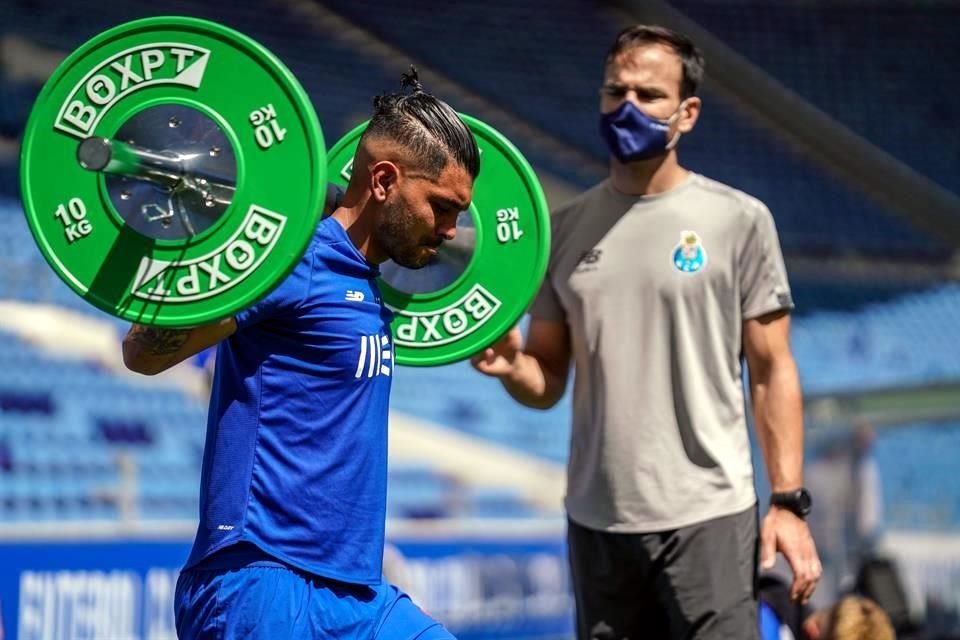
[20,16,326,327]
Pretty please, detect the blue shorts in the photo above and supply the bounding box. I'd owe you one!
[175,544,454,640]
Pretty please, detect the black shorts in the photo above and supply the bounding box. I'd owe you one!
[567,504,759,640]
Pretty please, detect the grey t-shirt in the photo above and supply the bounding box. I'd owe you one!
[531,173,793,532]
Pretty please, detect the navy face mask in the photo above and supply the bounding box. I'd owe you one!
[599,100,684,163]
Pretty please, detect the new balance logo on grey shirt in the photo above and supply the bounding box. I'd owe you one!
[531,173,793,532]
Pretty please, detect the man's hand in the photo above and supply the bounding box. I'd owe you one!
[761,506,821,603]
[471,327,523,378]
[469,319,569,410]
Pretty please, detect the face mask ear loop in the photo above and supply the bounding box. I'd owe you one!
[665,99,688,151]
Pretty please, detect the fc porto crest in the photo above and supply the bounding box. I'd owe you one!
[672,230,707,273]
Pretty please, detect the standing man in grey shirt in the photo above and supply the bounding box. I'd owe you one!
[472,24,821,639]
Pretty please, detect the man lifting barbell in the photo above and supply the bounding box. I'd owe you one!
[107,59,478,637]
[22,42,473,632]
[122,68,477,640]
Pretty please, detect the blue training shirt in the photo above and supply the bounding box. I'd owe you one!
[184,215,394,585]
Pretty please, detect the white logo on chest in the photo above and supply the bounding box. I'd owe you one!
[355,334,392,378]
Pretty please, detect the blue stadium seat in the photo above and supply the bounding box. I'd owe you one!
[463,488,537,519]
[669,1,959,200]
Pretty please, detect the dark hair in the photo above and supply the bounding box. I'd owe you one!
[362,66,480,180]
[605,25,705,99]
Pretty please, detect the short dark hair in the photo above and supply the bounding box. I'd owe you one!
[604,25,705,99]
[362,67,480,180]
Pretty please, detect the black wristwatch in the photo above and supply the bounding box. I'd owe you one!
[769,488,812,519]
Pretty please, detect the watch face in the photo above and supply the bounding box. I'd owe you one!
[798,489,812,513]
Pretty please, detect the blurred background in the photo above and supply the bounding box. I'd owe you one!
[0,0,958,638]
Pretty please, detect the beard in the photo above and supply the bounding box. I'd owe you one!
[374,197,438,269]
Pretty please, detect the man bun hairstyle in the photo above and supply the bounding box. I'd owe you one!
[364,66,480,180]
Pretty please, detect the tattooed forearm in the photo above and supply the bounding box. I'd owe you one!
[126,325,191,356]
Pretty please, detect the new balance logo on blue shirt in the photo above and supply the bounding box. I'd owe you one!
[345,290,365,302]
[355,334,392,378]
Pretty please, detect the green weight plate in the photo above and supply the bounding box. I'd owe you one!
[20,16,326,327]
[328,114,550,366]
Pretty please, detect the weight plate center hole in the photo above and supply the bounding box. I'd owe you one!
[87,104,237,241]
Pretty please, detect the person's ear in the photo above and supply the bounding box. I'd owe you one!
[370,161,400,203]
[676,96,701,135]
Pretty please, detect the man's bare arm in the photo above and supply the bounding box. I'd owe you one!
[122,318,237,375]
